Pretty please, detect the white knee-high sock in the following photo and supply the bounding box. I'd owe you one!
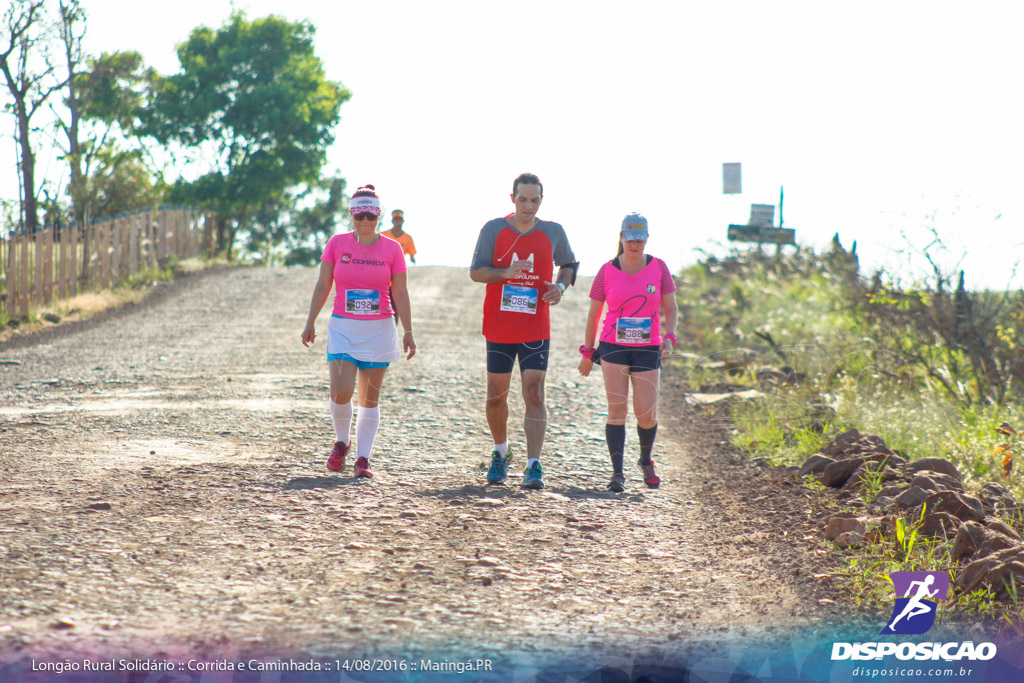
[330,399,353,444]
[356,405,381,460]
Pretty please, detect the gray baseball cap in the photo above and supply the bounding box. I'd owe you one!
[620,213,649,240]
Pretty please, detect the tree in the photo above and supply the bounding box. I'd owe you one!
[285,175,345,265]
[81,146,163,218]
[144,12,350,259]
[0,0,63,233]
[68,51,158,221]
[54,0,84,221]
[54,0,155,224]
[239,174,345,265]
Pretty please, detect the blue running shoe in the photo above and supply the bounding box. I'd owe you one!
[522,461,544,489]
[486,448,513,484]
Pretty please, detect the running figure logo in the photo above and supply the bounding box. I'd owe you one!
[882,571,949,635]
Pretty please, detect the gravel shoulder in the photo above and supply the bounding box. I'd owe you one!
[0,265,842,672]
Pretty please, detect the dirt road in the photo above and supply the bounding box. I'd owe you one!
[0,265,839,678]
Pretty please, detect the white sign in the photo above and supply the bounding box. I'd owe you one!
[723,163,742,194]
[749,204,775,227]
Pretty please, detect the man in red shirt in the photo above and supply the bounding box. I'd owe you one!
[470,173,578,489]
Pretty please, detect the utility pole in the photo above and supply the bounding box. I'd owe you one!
[779,185,784,228]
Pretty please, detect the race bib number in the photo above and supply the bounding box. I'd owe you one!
[345,289,381,315]
[500,284,538,314]
[616,317,652,344]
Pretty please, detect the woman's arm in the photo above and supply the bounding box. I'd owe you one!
[660,290,679,358]
[301,261,335,347]
[391,271,416,359]
[578,298,604,377]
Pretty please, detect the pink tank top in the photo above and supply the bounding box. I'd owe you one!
[589,256,676,346]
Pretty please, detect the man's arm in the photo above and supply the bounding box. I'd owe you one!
[469,221,532,283]
[555,262,578,288]
[471,262,532,283]
[551,223,579,287]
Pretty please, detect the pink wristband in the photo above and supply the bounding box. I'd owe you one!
[579,345,596,359]
[664,333,677,345]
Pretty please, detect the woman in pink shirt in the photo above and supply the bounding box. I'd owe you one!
[578,213,678,492]
[301,185,416,478]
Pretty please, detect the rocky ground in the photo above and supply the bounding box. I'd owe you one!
[0,265,846,678]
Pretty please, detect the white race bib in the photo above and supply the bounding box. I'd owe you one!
[345,289,381,315]
[616,317,652,344]
[500,284,538,314]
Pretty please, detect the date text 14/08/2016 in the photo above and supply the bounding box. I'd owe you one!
[339,659,494,674]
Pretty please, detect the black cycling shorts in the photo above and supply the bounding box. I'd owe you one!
[594,341,661,372]
[486,339,550,374]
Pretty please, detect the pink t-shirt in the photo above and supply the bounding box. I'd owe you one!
[589,256,676,346]
[321,232,407,320]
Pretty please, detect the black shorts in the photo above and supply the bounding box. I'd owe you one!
[594,341,661,372]
[486,339,550,374]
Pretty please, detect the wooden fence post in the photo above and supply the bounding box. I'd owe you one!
[180,207,188,258]
[6,235,17,322]
[174,207,180,259]
[0,236,6,313]
[157,206,167,262]
[112,215,122,282]
[129,212,139,277]
[86,222,96,290]
[100,219,111,290]
[42,225,53,306]
[122,214,130,278]
[173,207,182,258]
[147,207,157,270]
[58,224,68,300]
[19,232,29,319]
[201,212,214,256]
[187,207,196,258]
[69,222,78,298]
[34,229,43,309]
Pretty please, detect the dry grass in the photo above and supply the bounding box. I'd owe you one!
[0,288,143,344]
[0,261,191,345]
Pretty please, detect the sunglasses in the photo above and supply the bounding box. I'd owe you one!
[352,212,378,221]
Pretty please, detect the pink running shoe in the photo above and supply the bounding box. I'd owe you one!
[327,441,350,472]
[354,456,374,478]
[639,459,661,488]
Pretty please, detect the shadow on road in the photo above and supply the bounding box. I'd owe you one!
[561,486,646,502]
[281,475,366,490]
[413,483,646,503]
[415,484,518,501]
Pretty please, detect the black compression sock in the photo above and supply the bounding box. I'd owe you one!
[638,424,658,465]
[606,423,625,473]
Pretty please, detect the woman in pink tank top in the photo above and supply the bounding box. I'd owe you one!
[578,213,678,492]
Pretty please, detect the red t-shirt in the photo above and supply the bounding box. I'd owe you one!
[470,216,576,343]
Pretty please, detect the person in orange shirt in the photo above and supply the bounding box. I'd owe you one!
[381,209,416,322]
[381,210,416,264]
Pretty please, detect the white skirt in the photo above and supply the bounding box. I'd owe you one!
[327,314,400,364]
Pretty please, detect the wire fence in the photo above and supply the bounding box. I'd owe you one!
[0,207,214,322]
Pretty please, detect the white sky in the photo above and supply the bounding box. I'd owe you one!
[5,1,1024,288]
